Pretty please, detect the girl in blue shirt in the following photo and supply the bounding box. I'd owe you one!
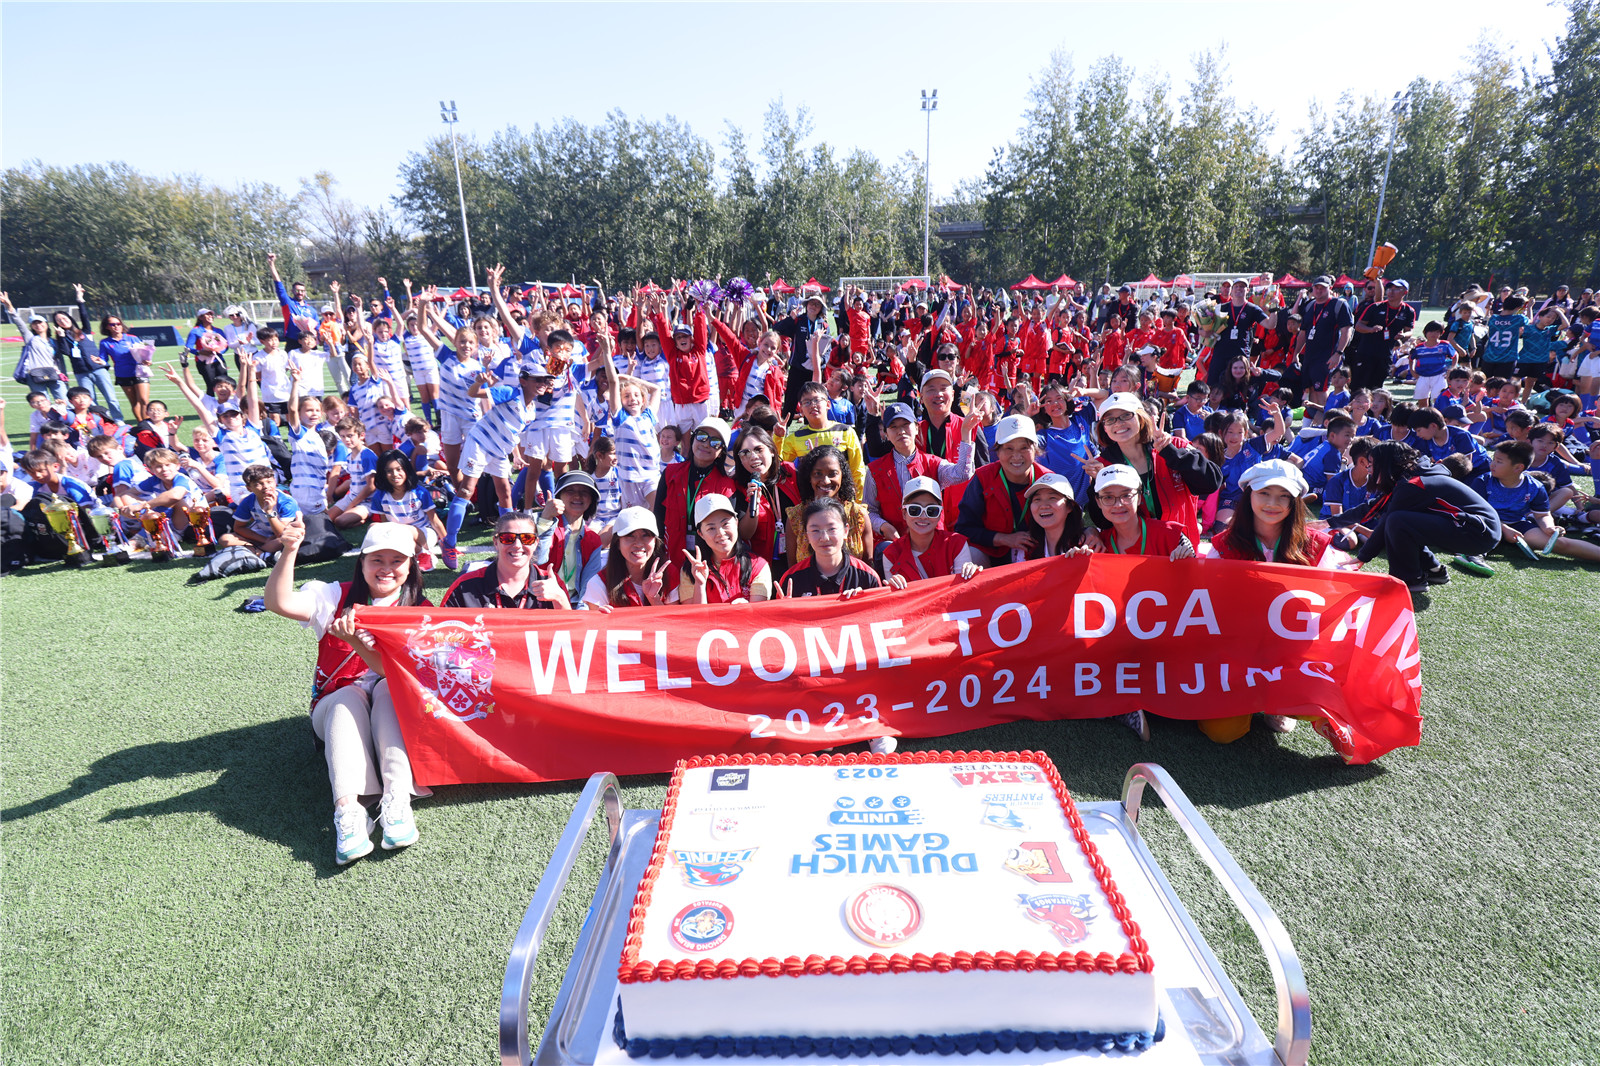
[100,314,148,419]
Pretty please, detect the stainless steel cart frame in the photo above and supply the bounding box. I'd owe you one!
[500,763,1311,1066]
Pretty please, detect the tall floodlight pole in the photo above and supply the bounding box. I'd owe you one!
[921,89,938,281]
[1367,91,1411,270]
[440,100,477,291]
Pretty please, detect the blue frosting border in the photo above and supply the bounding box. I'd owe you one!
[613,1004,1165,1059]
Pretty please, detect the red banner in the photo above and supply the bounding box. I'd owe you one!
[355,555,1423,785]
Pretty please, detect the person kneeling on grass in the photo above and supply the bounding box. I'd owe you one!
[264,522,431,865]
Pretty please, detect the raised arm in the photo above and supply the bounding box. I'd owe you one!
[162,362,213,431]
[487,264,526,345]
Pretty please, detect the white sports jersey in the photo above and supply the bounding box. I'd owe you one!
[610,407,660,484]
[404,332,437,385]
[349,376,389,439]
[529,367,580,434]
[373,485,435,530]
[112,458,152,498]
[290,348,327,395]
[704,347,720,414]
[482,340,515,380]
[579,380,612,438]
[289,431,330,515]
[594,465,622,526]
[630,353,670,411]
[743,358,779,407]
[463,385,529,461]
[257,349,293,403]
[435,346,485,426]
[217,423,272,501]
[371,337,407,386]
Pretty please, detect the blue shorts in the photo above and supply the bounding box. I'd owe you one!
[1506,517,1537,534]
[1515,360,1552,378]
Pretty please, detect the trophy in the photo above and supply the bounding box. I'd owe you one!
[41,497,92,567]
[91,511,130,566]
[140,512,181,562]
[184,497,216,557]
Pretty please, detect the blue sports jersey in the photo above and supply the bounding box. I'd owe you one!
[48,475,97,507]
[1355,416,1385,437]
[1301,440,1346,492]
[1420,427,1490,474]
[1472,471,1550,525]
[348,376,389,437]
[397,438,430,472]
[1171,404,1212,440]
[1411,343,1455,378]
[630,352,671,410]
[1221,438,1289,505]
[233,491,301,538]
[133,473,197,507]
[1289,431,1325,459]
[1481,314,1528,364]
[1519,324,1557,365]
[112,458,151,496]
[373,485,436,529]
[1320,468,1372,518]
[1324,390,1350,414]
[1040,424,1094,481]
[529,367,581,435]
[1530,450,1584,488]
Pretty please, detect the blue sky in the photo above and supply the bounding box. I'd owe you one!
[1,1,1571,220]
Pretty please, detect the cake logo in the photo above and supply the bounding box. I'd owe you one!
[709,814,744,840]
[709,769,751,792]
[403,615,496,722]
[845,884,922,947]
[670,901,735,952]
[950,766,1043,786]
[673,848,757,888]
[830,795,923,826]
[981,802,1033,832]
[1004,842,1074,884]
[1017,893,1097,945]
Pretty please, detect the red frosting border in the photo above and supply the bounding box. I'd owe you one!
[616,750,1154,984]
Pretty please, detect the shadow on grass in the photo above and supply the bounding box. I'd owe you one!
[2,716,344,874]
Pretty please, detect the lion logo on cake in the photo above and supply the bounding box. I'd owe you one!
[1017,892,1097,945]
[404,615,497,722]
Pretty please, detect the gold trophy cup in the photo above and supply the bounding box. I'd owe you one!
[41,497,91,566]
[140,513,175,562]
[184,499,215,557]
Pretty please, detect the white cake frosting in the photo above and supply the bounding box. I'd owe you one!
[616,753,1158,1047]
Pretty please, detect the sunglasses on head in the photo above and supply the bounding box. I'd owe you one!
[494,531,539,546]
[903,503,942,519]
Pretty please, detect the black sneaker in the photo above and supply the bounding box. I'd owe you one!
[1120,711,1151,742]
[1425,565,1451,586]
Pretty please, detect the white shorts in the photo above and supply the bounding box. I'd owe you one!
[1579,354,1600,380]
[460,443,512,480]
[1414,373,1448,402]
[439,410,481,446]
[409,359,439,387]
[524,427,579,464]
[334,488,369,515]
[661,400,708,433]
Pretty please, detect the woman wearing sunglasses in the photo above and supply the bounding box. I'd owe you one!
[440,511,571,609]
[881,476,982,583]
[99,314,149,420]
[652,415,738,584]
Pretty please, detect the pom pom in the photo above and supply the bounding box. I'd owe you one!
[686,280,721,306]
[723,276,753,303]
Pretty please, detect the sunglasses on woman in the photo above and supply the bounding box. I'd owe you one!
[691,432,722,444]
[903,503,942,519]
[494,531,539,546]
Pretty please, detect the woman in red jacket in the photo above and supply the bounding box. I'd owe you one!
[652,416,739,581]
[882,476,981,583]
[679,493,773,604]
[1089,392,1220,543]
[953,414,1053,563]
[1205,458,1337,743]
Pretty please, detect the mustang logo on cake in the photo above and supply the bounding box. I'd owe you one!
[845,884,922,947]
[670,901,735,952]
[403,616,496,722]
[673,848,757,887]
[1017,892,1098,946]
[1004,842,1074,884]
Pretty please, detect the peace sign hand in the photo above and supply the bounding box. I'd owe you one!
[683,548,710,588]
[641,558,667,603]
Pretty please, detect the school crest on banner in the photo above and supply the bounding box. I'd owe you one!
[405,615,497,722]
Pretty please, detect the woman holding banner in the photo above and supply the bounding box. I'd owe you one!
[263,522,431,866]
[1088,393,1220,543]
[679,494,773,604]
[441,512,572,610]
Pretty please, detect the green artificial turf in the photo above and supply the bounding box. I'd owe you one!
[5,313,1600,1063]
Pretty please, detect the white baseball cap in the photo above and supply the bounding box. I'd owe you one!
[901,476,942,502]
[692,416,731,446]
[1094,464,1143,495]
[1097,392,1143,419]
[359,522,417,557]
[1024,471,1076,502]
[1237,458,1309,498]
[693,493,737,526]
[994,414,1038,446]
[919,369,955,388]
[612,507,659,538]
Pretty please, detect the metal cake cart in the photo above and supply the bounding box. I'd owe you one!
[500,762,1311,1066]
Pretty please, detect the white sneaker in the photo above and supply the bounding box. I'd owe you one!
[869,736,898,755]
[379,792,419,850]
[334,804,375,865]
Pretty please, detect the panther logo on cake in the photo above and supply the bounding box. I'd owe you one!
[1017,892,1097,945]
[845,884,922,947]
[403,616,496,722]
[670,901,735,952]
[673,848,757,888]
[981,801,1031,831]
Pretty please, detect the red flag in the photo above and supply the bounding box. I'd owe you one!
[357,555,1422,785]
